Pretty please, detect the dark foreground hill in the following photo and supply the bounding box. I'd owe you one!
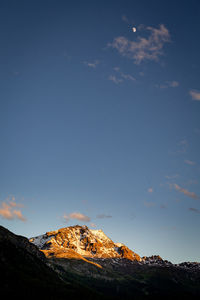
[0,226,107,300]
[1,225,200,300]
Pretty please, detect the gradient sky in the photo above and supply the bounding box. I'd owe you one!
[0,0,200,263]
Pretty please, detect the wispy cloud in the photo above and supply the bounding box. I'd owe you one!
[189,89,200,101]
[188,207,200,214]
[156,80,179,89]
[108,75,123,84]
[0,197,26,221]
[64,212,91,222]
[108,24,170,64]
[83,60,99,68]
[165,174,179,179]
[179,139,188,146]
[121,72,135,81]
[173,184,199,200]
[13,210,26,221]
[96,214,112,219]
[90,222,97,228]
[184,160,196,165]
[110,67,136,84]
[173,139,188,154]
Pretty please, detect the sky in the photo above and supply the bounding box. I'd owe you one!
[0,0,200,264]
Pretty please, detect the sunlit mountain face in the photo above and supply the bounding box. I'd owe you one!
[29,225,141,261]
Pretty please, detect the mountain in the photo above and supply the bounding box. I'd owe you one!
[1,224,200,299]
[29,225,200,299]
[0,225,108,299]
[29,225,141,261]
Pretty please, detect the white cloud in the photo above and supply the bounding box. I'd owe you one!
[90,222,97,228]
[83,60,99,68]
[112,67,136,82]
[0,198,26,221]
[64,212,91,223]
[109,24,170,64]
[108,75,123,84]
[113,67,120,72]
[165,174,179,179]
[156,80,179,89]
[121,73,135,81]
[175,139,188,154]
[189,90,200,101]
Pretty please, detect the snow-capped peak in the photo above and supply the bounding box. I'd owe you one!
[29,225,141,261]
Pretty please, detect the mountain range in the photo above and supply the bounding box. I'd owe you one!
[1,224,200,299]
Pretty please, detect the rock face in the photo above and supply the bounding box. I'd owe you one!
[30,225,141,261]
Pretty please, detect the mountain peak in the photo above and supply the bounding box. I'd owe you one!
[30,225,141,261]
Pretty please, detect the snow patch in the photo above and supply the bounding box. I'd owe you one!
[90,229,112,244]
[30,234,52,248]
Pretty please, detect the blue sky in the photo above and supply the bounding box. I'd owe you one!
[0,0,200,263]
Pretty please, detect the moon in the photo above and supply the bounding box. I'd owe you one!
[132,27,136,33]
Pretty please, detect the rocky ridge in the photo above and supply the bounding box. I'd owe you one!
[0,225,45,261]
[30,225,141,261]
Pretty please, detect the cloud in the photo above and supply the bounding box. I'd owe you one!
[189,90,200,101]
[108,75,123,84]
[112,67,136,83]
[121,72,135,81]
[0,202,13,219]
[188,207,200,214]
[169,81,179,87]
[173,184,199,200]
[83,60,99,68]
[90,222,97,228]
[96,214,112,219]
[64,212,91,223]
[165,174,179,179]
[148,187,153,193]
[174,139,188,154]
[179,139,188,146]
[109,24,170,64]
[156,80,179,89]
[13,210,26,221]
[113,67,120,72]
[184,160,196,165]
[0,198,26,221]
